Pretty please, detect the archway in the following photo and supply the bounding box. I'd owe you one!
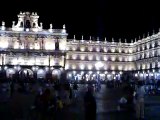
[52,69,61,80]
[33,22,36,28]
[37,69,46,79]
[6,68,16,78]
[25,20,31,28]
[55,38,59,50]
[20,22,23,27]
[19,69,34,78]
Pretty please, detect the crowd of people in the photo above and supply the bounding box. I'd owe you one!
[118,81,146,120]
[1,78,155,120]
[0,80,99,120]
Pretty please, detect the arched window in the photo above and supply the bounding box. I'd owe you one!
[25,20,31,28]
[55,38,59,50]
[20,22,23,27]
[33,23,36,28]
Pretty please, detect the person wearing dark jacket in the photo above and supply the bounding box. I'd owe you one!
[84,88,97,120]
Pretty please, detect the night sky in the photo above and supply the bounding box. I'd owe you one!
[0,0,159,42]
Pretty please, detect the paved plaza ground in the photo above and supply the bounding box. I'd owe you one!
[0,84,160,120]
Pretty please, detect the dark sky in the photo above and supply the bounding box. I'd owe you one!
[0,0,159,42]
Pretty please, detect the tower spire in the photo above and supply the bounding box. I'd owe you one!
[152,29,155,35]
[138,36,141,40]
[50,23,53,29]
[49,23,53,32]
[73,35,76,42]
[97,37,99,42]
[89,36,92,43]
[112,38,114,43]
[104,37,107,42]
[134,38,137,42]
[125,39,127,43]
[131,39,133,43]
[63,24,66,29]
[1,21,5,30]
[143,34,145,38]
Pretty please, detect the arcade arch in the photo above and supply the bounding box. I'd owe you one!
[19,68,34,78]
[37,69,46,79]
[52,69,61,80]
[6,68,16,78]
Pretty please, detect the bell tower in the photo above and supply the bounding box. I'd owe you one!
[12,12,42,32]
[24,12,31,28]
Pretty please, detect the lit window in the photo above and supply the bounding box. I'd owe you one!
[72,47,77,51]
[125,49,128,53]
[129,48,133,53]
[118,66,122,70]
[80,55,85,60]
[80,64,85,70]
[104,56,108,61]
[111,48,115,52]
[88,46,93,51]
[128,56,133,61]
[96,56,100,60]
[35,42,40,50]
[104,48,107,52]
[118,48,122,53]
[119,57,122,61]
[146,44,149,49]
[65,64,69,69]
[72,55,77,60]
[111,66,115,70]
[80,46,85,51]
[95,61,103,69]
[142,64,145,69]
[152,62,155,68]
[72,64,76,69]
[14,41,19,49]
[88,55,93,60]
[111,56,116,61]
[88,65,92,70]
[96,47,100,52]
[152,42,155,48]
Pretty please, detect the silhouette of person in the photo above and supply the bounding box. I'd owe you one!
[84,88,97,120]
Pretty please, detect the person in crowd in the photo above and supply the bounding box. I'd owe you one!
[10,87,27,120]
[10,81,15,97]
[135,81,146,120]
[73,82,78,98]
[84,87,97,120]
[55,96,64,120]
[118,96,127,110]
[40,88,52,120]
[32,89,43,119]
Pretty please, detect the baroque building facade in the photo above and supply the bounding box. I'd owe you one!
[0,11,159,82]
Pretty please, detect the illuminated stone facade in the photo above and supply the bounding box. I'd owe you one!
[0,11,159,81]
[0,12,67,81]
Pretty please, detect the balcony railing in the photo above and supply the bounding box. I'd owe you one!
[0,48,67,55]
